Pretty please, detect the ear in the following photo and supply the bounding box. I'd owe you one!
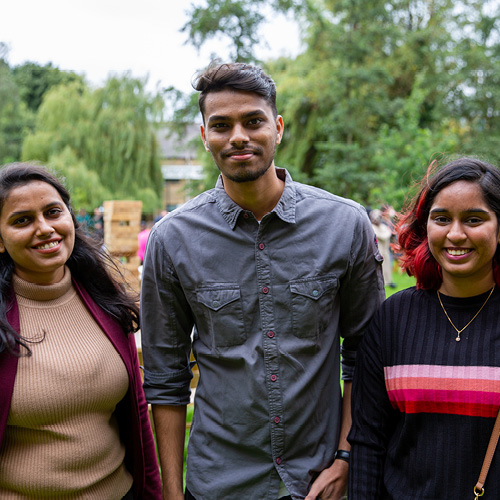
[200,124,210,152]
[0,237,5,253]
[276,115,284,145]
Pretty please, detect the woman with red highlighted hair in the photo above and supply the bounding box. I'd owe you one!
[348,157,500,499]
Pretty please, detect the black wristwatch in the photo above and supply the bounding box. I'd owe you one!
[334,449,350,464]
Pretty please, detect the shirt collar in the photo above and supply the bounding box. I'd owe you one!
[215,168,297,229]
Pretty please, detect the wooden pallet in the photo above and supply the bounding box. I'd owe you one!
[103,200,142,255]
[103,200,143,294]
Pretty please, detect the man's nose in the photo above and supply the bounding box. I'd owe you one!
[230,124,249,145]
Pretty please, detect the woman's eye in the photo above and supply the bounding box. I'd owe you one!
[13,216,30,226]
[433,216,449,224]
[47,208,62,217]
[467,217,483,225]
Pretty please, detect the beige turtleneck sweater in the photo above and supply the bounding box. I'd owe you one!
[0,269,133,499]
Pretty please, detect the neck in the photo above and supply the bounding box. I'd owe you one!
[222,166,285,221]
[439,275,496,298]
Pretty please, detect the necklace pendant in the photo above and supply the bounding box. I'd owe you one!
[456,335,461,342]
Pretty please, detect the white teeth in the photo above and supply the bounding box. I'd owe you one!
[36,241,59,250]
[447,249,470,256]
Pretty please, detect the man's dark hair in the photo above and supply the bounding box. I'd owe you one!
[193,61,278,121]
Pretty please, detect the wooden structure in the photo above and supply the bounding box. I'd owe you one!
[103,200,142,295]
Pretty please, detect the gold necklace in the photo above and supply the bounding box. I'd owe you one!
[437,286,495,342]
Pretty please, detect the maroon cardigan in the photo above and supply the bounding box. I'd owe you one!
[0,280,162,499]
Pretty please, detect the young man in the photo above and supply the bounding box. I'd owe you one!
[141,62,385,500]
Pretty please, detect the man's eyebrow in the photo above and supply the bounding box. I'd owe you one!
[207,110,267,124]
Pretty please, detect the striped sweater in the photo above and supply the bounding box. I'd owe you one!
[348,287,500,499]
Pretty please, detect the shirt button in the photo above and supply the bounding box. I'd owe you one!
[258,243,265,250]
[262,287,269,294]
[270,374,277,382]
[274,416,281,424]
[312,289,319,297]
[268,331,275,338]
[276,457,282,465]
[212,300,220,308]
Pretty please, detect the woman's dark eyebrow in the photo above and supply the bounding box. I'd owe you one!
[8,202,63,218]
[429,207,490,214]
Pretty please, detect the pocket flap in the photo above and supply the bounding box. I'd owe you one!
[197,286,241,311]
[290,275,338,300]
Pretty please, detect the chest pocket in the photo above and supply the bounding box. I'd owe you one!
[290,275,338,342]
[196,284,246,348]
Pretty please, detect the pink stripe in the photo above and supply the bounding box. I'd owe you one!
[386,377,500,394]
[387,388,500,405]
[385,365,500,381]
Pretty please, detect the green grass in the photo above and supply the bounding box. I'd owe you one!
[385,269,416,296]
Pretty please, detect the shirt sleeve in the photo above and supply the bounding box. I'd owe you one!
[339,208,385,380]
[347,310,396,499]
[140,225,194,405]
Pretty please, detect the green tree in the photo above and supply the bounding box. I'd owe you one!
[449,1,500,166]
[182,0,301,62]
[180,0,500,208]
[49,146,111,212]
[22,75,165,211]
[12,61,84,113]
[0,50,30,164]
[370,75,460,209]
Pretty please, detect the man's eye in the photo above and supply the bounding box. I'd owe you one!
[248,118,263,126]
[212,123,228,129]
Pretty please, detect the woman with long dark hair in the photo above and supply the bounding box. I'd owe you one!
[0,163,161,499]
[349,157,500,499]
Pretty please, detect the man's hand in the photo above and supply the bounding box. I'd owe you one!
[304,459,349,500]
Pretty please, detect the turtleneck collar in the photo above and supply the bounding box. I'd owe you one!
[12,267,73,302]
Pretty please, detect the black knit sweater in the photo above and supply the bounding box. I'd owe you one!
[348,287,500,499]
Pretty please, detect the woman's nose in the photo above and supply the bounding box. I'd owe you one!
[447,220,466,242]
[35,217,54,236]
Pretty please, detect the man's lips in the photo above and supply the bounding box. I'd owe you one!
[224,148,260,159]
[228,152,254,161]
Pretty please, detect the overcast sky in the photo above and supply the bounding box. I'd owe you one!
[1,0,301,94]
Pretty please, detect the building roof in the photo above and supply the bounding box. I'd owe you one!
[157,124,200,161]
[161,164,203,180]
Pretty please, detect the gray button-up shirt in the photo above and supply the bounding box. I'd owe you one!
[141,168,385,500]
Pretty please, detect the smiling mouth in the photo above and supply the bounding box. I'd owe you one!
[35,240,60,250]
[227,151,254,158]
[446,248,472,256]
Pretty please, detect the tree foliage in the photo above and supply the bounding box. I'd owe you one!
[12,61,84,113]
[0,59,30,164]
[22,75,164,212]
[182,0,302,62]
[181,0,500,210]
